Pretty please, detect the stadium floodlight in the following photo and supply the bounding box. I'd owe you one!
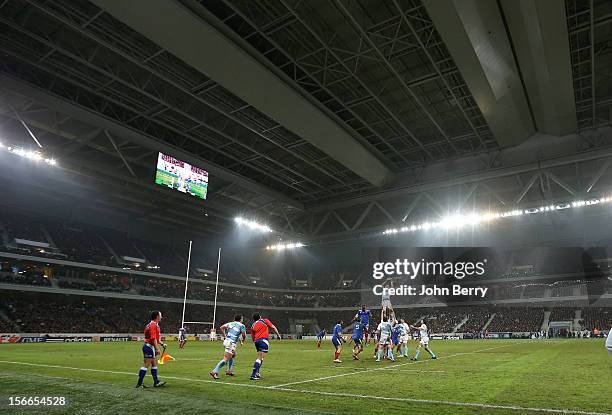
[234,216,272,233]
[2,144,58,166]
[266,242,305,251]
[382,195,612,236]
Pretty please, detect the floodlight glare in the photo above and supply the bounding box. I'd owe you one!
[234,217,272,233]
[266,242,305,251]
[383,195,612,237]
[2,144,58,167]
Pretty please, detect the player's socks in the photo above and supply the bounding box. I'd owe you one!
[136,367,147,386]
[377,348,383,361]
[227,357,234,372]
[414,349,421,360]
[427,349,436,358]
[151,366,160,384]
[251,359,262,378]
[334,351,340,360]
[213,359,226,373]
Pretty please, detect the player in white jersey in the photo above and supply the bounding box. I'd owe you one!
[210,315,246,379]
[381,279,394,320]
[606,329,612,355]
[178,326,187,349]
[375,316,394,362]
[410,319,437,361]
[398,318,410,357]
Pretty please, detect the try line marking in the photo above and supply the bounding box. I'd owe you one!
[269,343,515,388]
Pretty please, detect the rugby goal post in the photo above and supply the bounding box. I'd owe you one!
[180,242,221,340]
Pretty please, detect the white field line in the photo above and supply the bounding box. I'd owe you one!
[0,353,608,415]
[269,343,515,388]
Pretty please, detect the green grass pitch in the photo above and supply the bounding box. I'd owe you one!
[0,339,610,415]
[155,169,208,199]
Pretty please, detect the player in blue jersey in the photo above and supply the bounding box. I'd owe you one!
[390,320,401,359]
[331,320,345,363]
[316,328,326,349]
[210,315,246,379]
[351,317,364,360]
[355,305,372,345]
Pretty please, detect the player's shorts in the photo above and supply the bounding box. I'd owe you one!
[392,337,399,345]
[352,337,362,346]
[223,338,237,354]
[402,335,410,344]
[360,323,369,332]
[254,338,269,353]
[332,337,342,349]
[142,343,156,359]
[420,336,430,346]
[381,299,393,309]
[379,335,390,345]
[179,335,186,341]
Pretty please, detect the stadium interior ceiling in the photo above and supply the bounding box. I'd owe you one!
[1,0,612,246]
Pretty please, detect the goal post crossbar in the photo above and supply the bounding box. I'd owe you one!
[180,243,222,330]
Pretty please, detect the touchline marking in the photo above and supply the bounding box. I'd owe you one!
[269,343,515,388]
[0,357,608,415]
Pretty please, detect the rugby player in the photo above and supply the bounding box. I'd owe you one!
[178,326,187,349]
[381,280,394,320]
[332,319,345,363]
[250,313,281,380]
[351,317,364,360]
[355,306,372,345]
[210,315,246,379]
[376,316,393,362]
[135,310,166,388]
[410,319,437,361]
[316,328,326,349]
[399,318,410,357]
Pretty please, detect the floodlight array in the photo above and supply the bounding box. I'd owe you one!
[266,242,305,251]
[1,143,57,166]
[234,217,272,233]
[383,197,612,236]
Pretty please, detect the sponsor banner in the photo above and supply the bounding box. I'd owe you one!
[46,336,92,343]
[100,336,131,342]
[0,335,21,343]
[18,337,47,343]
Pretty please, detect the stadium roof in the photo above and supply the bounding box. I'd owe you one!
[0,0,612,240]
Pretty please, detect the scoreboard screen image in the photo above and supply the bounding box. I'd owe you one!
[155,152,209,200]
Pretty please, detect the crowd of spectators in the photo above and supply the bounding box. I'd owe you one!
[580,308,612,331]
[1,290,609,335]
[486,308,544,332]
[0,271,51,286]
[45,224,112,265]
[458,308,492,332]
[549,307,576,321]
[1,213,47,242]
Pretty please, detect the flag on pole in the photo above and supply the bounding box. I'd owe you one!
[158,352,175,365]
[157,345,175,365]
